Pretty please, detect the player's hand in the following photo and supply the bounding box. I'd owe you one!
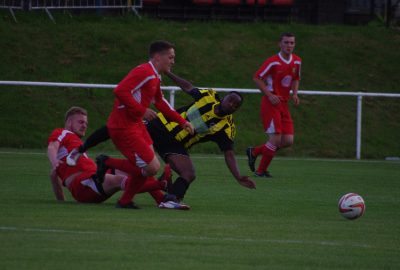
[292,94,300,106]
[50,167,58,179]
[143,108,158,121]
[182,121,195,135]
[51,159,63,171]
[268,94,281,105]
[237,176,256,189]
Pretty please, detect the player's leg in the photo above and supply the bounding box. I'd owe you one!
[67,125,110,166]
[165,154,195,202]
[141,152,160,177]
[108,127,155,208]
[254,101,282,177]
[247,98,275,174]
[255,134,280,177]
[280,105,295,149]
[280,134,294,149]
[102,174,125,195]
[68,172,111,203]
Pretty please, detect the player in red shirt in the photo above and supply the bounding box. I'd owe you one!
[47,107,187,209]
[246,32,301,177]
[106,40,194,208]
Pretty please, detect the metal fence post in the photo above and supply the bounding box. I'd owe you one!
[169,89,176,108]
[356,94,363,160]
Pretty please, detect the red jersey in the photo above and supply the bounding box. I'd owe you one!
[107,61,186,129]
[254,53,301,102]
[48,128,96,182]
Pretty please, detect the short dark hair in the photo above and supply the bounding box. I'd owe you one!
[149,40,175,58]
[65,106,87,122]
[228,91,244,105]
[279,32,295,41]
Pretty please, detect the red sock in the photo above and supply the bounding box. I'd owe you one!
[256,142,277,173]
[105,157,137,174]
[252,144,265,157]
[148,190,165,205]
[118,166,146,205]
[138,177,164,193]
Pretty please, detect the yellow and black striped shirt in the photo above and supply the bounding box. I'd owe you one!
[153,88,235,151]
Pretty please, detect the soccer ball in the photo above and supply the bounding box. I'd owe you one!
[338,193,365,220]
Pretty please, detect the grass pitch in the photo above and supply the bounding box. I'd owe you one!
[0,150,399,269]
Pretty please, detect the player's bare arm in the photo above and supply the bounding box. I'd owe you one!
[47,141,65,201]
[291,80,300,106]
[224,150,256,189]
[47,141,62,170]
[254,77,280,105]
[50,171,65,201]
[165,71,194,92]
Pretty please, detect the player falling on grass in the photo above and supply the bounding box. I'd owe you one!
[79,40,193,209]
[67,72,256,205]
[47,106,186,209]
[246,32,301,177]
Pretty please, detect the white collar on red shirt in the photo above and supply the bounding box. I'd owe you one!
[148,61,161,80]
[278,52,292,64]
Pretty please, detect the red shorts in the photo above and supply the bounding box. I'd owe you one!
[260,96,294,135]
[68,171,110,203]
[108,122,154,167]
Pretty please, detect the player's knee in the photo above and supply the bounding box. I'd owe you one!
[144,158,160,176]
[181,171,196,182]
[280,139,294,148]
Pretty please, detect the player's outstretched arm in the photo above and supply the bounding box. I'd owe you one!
[165,71,194,93]
[224,150,256,189]
[50,170,65,201]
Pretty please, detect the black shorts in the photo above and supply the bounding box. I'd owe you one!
[146,119,189,162]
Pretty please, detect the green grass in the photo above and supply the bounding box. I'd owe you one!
[0,13,400,158]
[0,149,399,269]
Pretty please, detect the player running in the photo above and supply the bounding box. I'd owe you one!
[246,32,301,177]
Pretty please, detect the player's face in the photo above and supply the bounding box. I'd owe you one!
[157,48,175,73]
[279,36,295,56]
[68,114,88,138]
[220,93,242,115]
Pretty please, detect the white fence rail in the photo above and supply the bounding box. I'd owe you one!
[1,80,400,160]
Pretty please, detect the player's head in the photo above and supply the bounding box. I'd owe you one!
[279,32,296,56]
[149,40,176,73]
[220,91,243,115]
[64,106,88,138]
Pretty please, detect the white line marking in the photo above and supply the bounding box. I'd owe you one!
[0,226,378,250]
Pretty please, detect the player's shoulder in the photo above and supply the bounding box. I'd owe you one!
[49,128,64,137]
[48,128,73,143]
[263,54,280,63]
[198,88,216,94]
[195,88,217,99]
[131,62,156,77]
[225,114,235,125]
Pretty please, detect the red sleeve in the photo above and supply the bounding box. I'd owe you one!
[154,91,187,126]
[113,70,147,119]
[254,57,275,80]
[47,129,62,144]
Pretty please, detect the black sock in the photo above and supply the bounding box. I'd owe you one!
[171,177,190,201]
[79,125,110,153]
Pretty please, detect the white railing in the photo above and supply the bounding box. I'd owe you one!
[1,80,400,160]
